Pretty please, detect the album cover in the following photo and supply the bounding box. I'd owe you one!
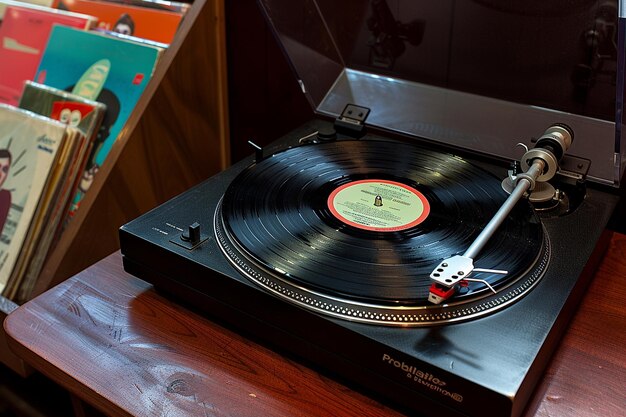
[18,80,107,215]
[0,0,55,20]
[74,0,191,15]
[55,0,184,43]
[5,126,86,301]
[0,104,68,294]
[35,25,162,215]
[93,28,170,49]
[0,0,96,105]
[19,81,106,147]
[14,82,106,300]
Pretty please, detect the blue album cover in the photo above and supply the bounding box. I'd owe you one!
[35,25,163,210]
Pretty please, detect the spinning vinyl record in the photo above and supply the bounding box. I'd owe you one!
[216,139,549,325]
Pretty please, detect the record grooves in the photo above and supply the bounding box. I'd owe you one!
[216,139,550,326]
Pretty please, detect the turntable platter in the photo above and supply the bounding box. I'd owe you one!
[216,139,549,325]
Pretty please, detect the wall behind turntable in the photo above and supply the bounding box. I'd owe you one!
[225,0,312,163]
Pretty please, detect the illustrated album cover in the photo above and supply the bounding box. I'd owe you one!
[0,0,96,105]
[0,104,71,294]
[35,24,163,216]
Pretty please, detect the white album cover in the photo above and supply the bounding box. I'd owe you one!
[0,104,66,293]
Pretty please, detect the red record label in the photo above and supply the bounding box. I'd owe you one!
[327,179,430,232]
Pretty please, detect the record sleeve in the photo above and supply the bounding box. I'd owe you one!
[0,104,68,293]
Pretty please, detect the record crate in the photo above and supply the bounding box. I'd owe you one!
[0,0,230,376]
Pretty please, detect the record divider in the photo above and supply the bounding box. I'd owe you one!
[0,0,231,382]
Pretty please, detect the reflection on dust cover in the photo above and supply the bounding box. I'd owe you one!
[0,104,66,293]
[35,25,162,213]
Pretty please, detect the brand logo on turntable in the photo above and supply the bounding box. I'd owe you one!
[382,354,463,403]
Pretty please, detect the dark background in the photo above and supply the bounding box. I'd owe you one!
[225,0,312,163]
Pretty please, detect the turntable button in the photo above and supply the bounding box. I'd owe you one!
[317,128,337,142]
[181,222,201,244]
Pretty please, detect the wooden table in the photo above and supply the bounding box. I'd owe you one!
[4,235,626,417]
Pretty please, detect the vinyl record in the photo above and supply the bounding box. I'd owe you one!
[219,139,544,308]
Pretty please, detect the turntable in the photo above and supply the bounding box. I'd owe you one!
[119,1,625,417]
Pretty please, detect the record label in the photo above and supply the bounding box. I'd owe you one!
[327,179,430,232]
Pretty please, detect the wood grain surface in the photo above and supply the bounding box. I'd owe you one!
[4,234,626,417]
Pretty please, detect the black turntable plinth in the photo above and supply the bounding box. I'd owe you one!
[120,119,618,417]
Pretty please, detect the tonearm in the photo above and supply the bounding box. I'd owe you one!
[428,124,574,304]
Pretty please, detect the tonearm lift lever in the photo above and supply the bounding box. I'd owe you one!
[428,124,574,304]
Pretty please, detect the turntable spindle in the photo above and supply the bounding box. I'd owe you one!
[428,124,573,304]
